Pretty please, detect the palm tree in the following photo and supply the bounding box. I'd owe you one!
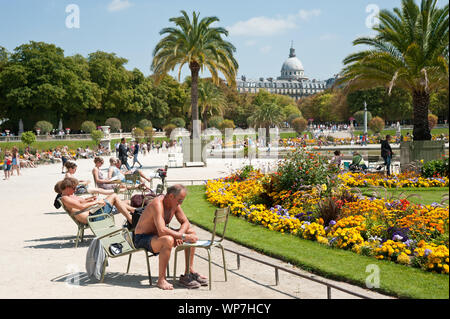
[248,102,285,145]
[152,11,238,137]
[339,0,448,140]
[198,80,227,129]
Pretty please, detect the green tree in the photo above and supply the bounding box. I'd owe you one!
[248,103,285,143]
[20,131,36,148]
[339,0,449,140]
[198,80,227,129]
[90,129,104,145]
[132,127,145,142]
[152,10,238,136]
[291,117,308,135]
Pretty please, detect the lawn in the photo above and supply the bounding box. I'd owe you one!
[360,187,449,205]
[181,185,449,299]
[353,127,449,137]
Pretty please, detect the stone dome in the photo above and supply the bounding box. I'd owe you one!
[279,47,307,80]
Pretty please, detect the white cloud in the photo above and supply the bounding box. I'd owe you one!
[259,45,272,54]
[108,0,132,12]
[319,33,339,41]
[296,9,321,21]
[227,16,296,37]
[227,9,321,37]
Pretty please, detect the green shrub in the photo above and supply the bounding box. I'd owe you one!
[291,117,308,134]
[428,114,438,130]
[143,126,154,142]
[421,158,449,178]
[132,127,145,142]
[105,118,121,132]
[138,119,153,130]
[220,119,235,130]
[274,149,340,192]
[90,130,104,145]
[353,111,372,125]
[35,121,53,134]
[208,116,224,129]
[163,124,177,139]
[369,116,385,133]
[20,131,36,147]
[81,121,97,133]
[170,117,186,128]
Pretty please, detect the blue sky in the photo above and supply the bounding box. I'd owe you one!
[0,0,447,82]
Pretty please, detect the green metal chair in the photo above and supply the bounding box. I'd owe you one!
[123,171,145,200]
[87,212,170,285]
[155,183,165,195]
[172,206,230,290]
[58,198,104,248]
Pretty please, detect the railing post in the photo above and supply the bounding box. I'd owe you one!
[275,267,279,286]
[327,286,331,299]
[237,254,240,270]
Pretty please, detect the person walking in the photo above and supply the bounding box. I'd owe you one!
[118,138,131,170]
[11,147,21,176]
[378,135,393,176]
[131,140,143,168]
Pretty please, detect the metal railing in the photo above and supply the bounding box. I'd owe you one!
[223,248,372,299]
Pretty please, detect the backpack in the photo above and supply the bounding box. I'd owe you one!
[130,190,157,208]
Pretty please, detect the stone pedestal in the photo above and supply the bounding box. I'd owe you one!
[400,140,446,171]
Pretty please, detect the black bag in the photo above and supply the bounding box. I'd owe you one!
[128,207,145,230]
[109,243,123,256]
[54,194,62,209]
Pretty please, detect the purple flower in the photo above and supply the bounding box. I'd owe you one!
[424,249,432,257]
[393,234,403,241]
[329,220,336,226]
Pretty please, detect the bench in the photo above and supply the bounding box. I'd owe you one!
[184,162,205,167]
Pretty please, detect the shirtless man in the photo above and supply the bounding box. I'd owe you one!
[134,184,208,290]
[58,177,134,225]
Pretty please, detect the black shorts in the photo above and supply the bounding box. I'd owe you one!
[134,233,158,255]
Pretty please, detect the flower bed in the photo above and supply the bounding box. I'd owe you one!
[338,172,449,188]
[206,169,449,274]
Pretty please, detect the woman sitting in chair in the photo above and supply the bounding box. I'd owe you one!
[65,161,114,196]
[92,157,127,192]
[109,158,152,187]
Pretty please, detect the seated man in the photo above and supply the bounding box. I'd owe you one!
[350,151,367,171]
[58,177,134,225]
[134,184,207,290]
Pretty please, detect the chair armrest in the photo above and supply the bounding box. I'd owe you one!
[96,227,125,240]
[73,204,103,216]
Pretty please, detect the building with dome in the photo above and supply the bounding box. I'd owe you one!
[236,46,336,101]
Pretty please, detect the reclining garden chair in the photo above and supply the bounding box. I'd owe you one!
[58,199,106,248]
[87,212,169,285]
[172,206,230,290]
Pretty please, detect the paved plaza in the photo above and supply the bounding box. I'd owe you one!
[0,150,392,299]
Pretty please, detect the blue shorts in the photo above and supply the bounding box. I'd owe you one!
[89,200,113,222]
[134,233,158,254]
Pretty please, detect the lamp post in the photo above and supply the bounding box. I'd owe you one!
[364,101,368,135]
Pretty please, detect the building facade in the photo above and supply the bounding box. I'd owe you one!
[237,46,335,101]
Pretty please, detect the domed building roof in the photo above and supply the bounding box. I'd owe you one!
[278,46,308,81]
